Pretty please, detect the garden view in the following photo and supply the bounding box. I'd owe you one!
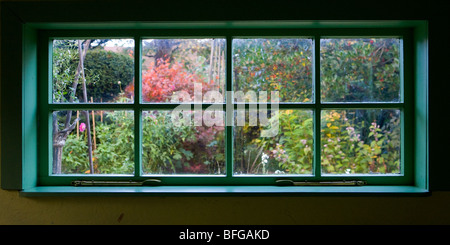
[52,37,401,176]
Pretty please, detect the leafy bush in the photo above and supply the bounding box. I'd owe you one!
[321,109,400,174]
[94,111,134,174]
[61,134,88,174]
[277,110,314,174]
[142,111,225,174]
[320,38,400,102]
[52,43,134,103]
[233,39,313,103]
[83,50,134,102]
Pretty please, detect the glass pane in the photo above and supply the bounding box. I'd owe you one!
[320,38,401,102]
[233,38,313,103]
[52,110,134,175]
[52,39,135,103]
[141,39,225,103]
[142,110,225,175]
[234,109,313,175]
[321,109,401,174]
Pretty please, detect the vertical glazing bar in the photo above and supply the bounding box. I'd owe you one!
[134,36,142,177]
[314,36,322,178]
[401,34,411,178]
[226,36,233,178]
[400,38,405,103]
[44,36,53,177]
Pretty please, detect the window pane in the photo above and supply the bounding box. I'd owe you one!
[321,109,401,174]
[142,110,225,175]
[52,110,134,175]
[141,39,225,103]
[52,39,135,103]
[233,38,313,103]
[234,109,313,175]
[320,38,401,102]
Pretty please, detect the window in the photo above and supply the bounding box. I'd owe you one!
[1,19,429,195]
[36,28,414,187]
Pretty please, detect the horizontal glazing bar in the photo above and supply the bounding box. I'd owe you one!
[319,103,404,109]
[48,102,404,110]
[49,103,135,110]
[232,103,403,109]
[48,103,225,110]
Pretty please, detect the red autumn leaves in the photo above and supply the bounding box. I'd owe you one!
[125,58,212,102]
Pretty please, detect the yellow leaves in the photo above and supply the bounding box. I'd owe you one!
[302,62,306,67]
[327,122,339,130]
[285,110,293,115]
[270,82,279,90]
[303,98,310,102]
[273,65,278,71]
[332,111,341,119]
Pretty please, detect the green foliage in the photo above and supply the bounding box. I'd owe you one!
[94,111,134,174]
[52,41,134,103]
[233,110,313,175]
[52,40,79,103]
[277,110,314,174]
[240,109,400,175]
[320,38,400,102]
[321,110,400,174]
[142,111,225,174]
[141,111,191,174]
[233,39,313,102]
[61,134,89,174]
[83,50,134,102]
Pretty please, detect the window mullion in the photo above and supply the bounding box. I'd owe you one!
[314,35,322,178]
[134,36,142,178]
[226,35,233,178]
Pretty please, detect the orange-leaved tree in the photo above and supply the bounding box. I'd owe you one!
[125,58,213,102]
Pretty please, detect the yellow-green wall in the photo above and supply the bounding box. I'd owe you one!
[1,0,449,226]
[1,188,450,224]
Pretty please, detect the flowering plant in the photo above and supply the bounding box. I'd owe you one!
[79,123,86,132]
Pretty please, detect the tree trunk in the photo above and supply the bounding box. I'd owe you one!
[52,111,79,174]
[78,40,94,174]
[52,40,92,174]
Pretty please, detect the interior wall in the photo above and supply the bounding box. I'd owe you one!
[1,190,450,225]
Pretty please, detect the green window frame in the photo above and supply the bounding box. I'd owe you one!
[1,17,429,196]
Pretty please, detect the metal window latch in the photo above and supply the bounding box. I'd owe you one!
[71,179,161,187]
[275,180,367,186]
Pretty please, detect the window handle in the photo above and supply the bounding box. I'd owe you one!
[275,180,367,186]
[72,179,161,186]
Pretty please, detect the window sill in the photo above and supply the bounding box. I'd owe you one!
[19,185,430,197]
